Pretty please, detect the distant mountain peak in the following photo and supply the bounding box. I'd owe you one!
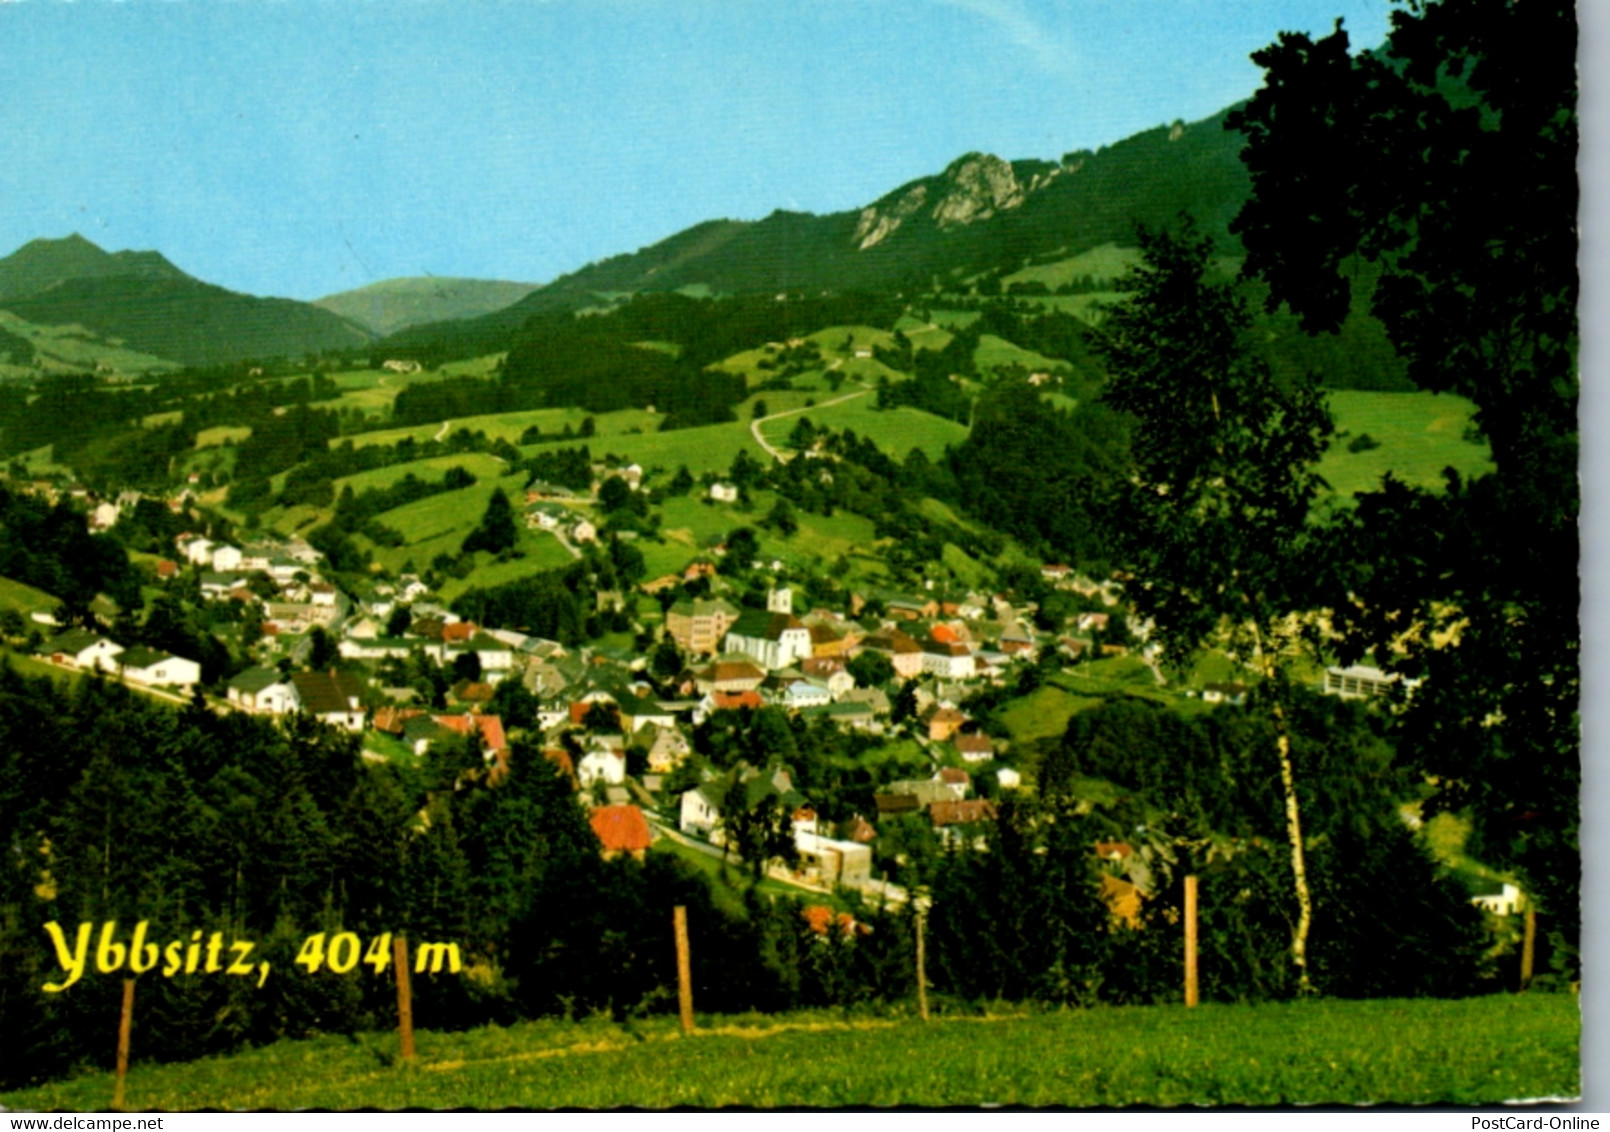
[0,233,190,301]
[854,151,1046,250]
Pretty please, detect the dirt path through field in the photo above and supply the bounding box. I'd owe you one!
[750,387,868,463]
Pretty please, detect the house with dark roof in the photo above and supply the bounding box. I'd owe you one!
[117,646,201,690]
[856,629,925,679]
[935,766,972,799]
[227,666,298,714]
[798,700,879,732]
[724,610,811,671]
[615,691,675,732]
[808,622,846,658]
[930,799,998,848]
[693,658,766,694]
[290,670,367,732]
[38,629,122,672]
[921,639,975,679]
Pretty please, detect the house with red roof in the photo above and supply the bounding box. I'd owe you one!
[431,712,508,759]
[589,804,653,860]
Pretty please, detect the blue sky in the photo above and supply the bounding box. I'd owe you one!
[0,0,1399,300]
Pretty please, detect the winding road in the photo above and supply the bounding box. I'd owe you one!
[749,387,870,463]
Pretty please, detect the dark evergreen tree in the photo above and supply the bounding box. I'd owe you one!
[462,488,519,556]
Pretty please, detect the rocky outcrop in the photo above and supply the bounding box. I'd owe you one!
[851,152,1084,251]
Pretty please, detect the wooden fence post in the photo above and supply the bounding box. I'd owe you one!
[112,977,134,1111]
[1184,875,1199,1008]
[394,936,416,1063]
[1519,905,1537,993]
[915,908,929,1022]
[674,906,695,1035]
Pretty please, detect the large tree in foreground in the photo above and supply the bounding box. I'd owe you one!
[1226,0,1579,973]
[1093,221,1333,991]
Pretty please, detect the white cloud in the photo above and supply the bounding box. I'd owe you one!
[935,0,1080,77]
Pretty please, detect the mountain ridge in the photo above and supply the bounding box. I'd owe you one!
[0,235,372,367]
[314,276,540,337]
[381,109,1251,356]
[0,233,192,301]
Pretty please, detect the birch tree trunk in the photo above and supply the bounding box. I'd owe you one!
[1261,649,1314,994]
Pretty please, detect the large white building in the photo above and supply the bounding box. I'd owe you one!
[723,610,811,671]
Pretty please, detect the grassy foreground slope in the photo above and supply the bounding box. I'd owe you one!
[3,995,1577,1110]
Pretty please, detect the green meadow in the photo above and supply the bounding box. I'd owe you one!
[338,406,663,450]
[558,418,765,477]
[642,491,884,581]
[974,333,1066,375]
[0,575,60,616]
[757,397,967,461]
[2,994,1576,1110]
[1320,389,1493,499]
[1002,243,1144,289]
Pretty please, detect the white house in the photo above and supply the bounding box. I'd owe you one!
[227,667,300,714]
[528,505,564,531]
[780,679,832,711]
[182,537,215,566]
[1471,881,1524,917]
[679,785,724,839]
[1322,664,1421,701]
[211,545,243,573]
[39,629,123,672]
[577,749,626,789]
[791,831,873,886]
[709,483,739,503]
[89,502,120,532]
[118,647,201,690]
[921,640,975,679]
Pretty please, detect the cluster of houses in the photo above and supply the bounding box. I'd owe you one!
[36,627,202,691]
[17,480,201,530]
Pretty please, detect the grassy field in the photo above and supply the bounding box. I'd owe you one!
[2,994,1576,1110]
[339,467,557,586]
[1002,243,1144,289]
[642,491,885,580]
[1320,390,1493,499]
[0,311,176,377]
[757,397,968,461]
[996,683,1102,746]
[1000,244,1239,292]
[995,656,1214,749]
[337,406,663,451]
[335,452,512,495]
[0,575,59,616]
[973,333,1066,375]
[563,418,765,478]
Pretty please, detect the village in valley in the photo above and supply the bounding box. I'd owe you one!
[11,442,1430,917]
